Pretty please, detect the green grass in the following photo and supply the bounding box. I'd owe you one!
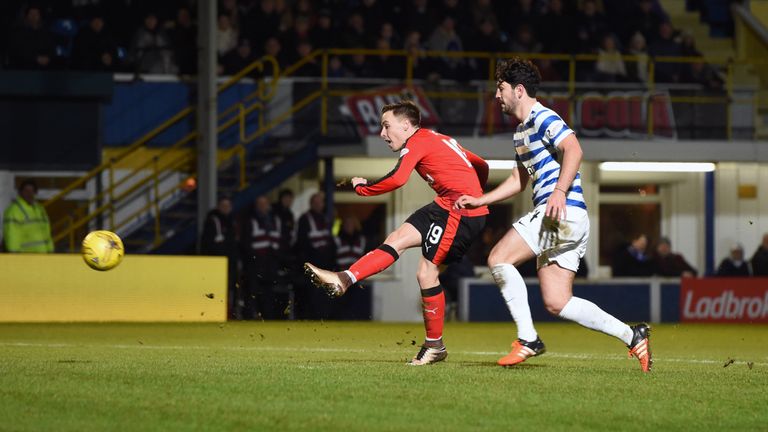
[1,322,767,431]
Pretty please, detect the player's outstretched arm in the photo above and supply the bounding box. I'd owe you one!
[455,167,528,209]
[546,134,582,220]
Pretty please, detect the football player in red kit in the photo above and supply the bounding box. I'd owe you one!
[305,100,488,365]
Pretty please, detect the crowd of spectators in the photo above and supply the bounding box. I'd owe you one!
[1,0,723,86]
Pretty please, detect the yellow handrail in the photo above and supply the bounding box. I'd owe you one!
[49,47,766,252]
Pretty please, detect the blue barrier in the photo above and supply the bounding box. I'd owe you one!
[459,278,682,323]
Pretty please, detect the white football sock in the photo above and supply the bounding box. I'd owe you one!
[491,264,538,342]
[558,297,633,345]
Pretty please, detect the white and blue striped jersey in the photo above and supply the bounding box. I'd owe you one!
[513,102,587,210]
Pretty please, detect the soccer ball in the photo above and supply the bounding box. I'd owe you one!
[81,230,124,271]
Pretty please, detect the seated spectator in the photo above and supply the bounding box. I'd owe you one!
[629,0,664,43]
[72,14,117,71]
[509,24,542,54]
[327,55,350,78]
[291,40,321,77]
[369,38,403,79]
[221,38,257,76]
[427,15,466,80]
[131,12,177,74]
[652,237,696,277]
[379,22,402,50]
[574,0,606,53]
[649,21,681,83]
[626,32,649,83]
[262,36,287,68]
[594,33,626,82]
[342,13,371,49]
[403,31,432,80]
[6,6,54,70]
[750,233,768,276]
[612,233,654,277]
[311,9,337,49]
[169,6,196,75]
[216,13,238,58]
[716,243,751,276]
[540,0,573,54]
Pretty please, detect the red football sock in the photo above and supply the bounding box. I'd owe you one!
[348,244,399,282]
[421,285,445,341]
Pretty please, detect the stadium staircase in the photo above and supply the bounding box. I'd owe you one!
[665,0,768,139]
[44,55,326,253]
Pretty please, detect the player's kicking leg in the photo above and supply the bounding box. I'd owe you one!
[409,257,448,365]
[488,228,546,366]
[539,264,653,372]
[305,223,419,297]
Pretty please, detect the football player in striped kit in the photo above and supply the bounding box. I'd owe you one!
[455,58,652,372]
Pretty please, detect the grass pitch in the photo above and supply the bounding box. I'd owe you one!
[1,322,766,431]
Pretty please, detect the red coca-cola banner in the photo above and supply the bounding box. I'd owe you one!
[343,85,440,136]
[680,278,768,323]
[479,90,675,139]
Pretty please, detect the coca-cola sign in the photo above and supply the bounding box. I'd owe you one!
[680,279,768,323]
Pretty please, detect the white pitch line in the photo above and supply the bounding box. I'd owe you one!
[2,341,766,367]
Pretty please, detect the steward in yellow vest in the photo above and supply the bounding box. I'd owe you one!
[2,180,53,253]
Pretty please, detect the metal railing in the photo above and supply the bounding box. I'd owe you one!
[46,48,767,251]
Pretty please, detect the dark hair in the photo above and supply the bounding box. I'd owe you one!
[495,57,541,97]
[381,100,421,127]
[18,179,37,193]
[278,188,294,200]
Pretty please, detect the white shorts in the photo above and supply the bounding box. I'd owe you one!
[512,205,589,272]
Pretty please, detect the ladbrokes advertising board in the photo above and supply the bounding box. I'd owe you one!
[680,279,768,323]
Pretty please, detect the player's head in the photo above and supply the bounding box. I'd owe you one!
[380,100,421,152]
[495,58,541,119]
[18,180,38,204]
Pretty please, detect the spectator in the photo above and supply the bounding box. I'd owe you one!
[509,24,542,54]
[595,33,627,82]
[295,191,336,319]
[400,0,439,38]
[342,13,370,49]
[750,233,768,276]
[574,0,607,53]
[241,196,285,319]
[221,38,258,75]
[716,243,751,276]
[652,237,697,277]
[169,6,197,75]
[369,38,403,79]
[626,31,649,83]
[219,0,242,34]
[6,6,54,69]
[470,0,497,29]
[403,31,432,80]
[649,21,682,83]
[427,15,466,80]
[311,9,337,49]
[2,180,53,253]
[327,55,350,78]
[629,0,664,44]
[200,196,240,318]
[612,233,654,277]
[540,0,573,54]
[356,0,385,36]
[216,13,238,57]
[379,22,402,50]
[72,14,117,71]
[273,188,296,259]
[283,14,312,56]
[500,0,541,44]
[262,36,287,68]
[292,40,321,76]
[131,12,177,74]
[334,216,366,271]
[245,0,282,50]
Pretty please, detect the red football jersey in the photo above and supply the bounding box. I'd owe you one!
[355,128,489,217]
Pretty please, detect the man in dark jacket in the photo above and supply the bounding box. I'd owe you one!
[295,191,336,318]
[201,196,239,318]
[716,243,750,277]
[750,233,768,276]
[612,234,654,277]
[652,237,697,277]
